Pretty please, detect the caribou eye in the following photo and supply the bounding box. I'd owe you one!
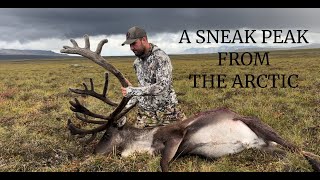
[103,133,111,140]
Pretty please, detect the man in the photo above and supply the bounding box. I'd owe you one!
[121,26,186,128]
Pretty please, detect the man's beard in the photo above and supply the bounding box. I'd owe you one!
[133,50,144,57]
[133,46,145,58]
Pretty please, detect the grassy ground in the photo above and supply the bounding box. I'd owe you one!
[0,48,319,172]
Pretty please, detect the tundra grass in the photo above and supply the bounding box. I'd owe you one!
[0,49,319,172]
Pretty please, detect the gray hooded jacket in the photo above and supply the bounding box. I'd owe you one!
[125,44,178,112]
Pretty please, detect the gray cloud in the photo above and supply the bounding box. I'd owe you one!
[0,8,319,42]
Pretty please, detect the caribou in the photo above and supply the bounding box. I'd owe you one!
[61,35,320,172]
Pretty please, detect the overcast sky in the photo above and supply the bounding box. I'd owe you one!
[1,8,320,56]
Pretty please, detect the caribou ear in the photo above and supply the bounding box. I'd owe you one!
[116,116,127,128]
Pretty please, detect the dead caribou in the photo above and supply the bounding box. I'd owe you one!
[61,35,320,172]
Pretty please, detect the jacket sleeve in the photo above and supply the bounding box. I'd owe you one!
[126,56,172,97]
[124,96,138,108]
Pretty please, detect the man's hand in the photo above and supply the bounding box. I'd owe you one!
[121,79,132,97]
[121,87,127,97]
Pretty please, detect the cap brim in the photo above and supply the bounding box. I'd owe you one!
[121,39,138,46]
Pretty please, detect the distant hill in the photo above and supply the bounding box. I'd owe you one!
[0,49,71,60]
[181,43,320,54]
[0,49,66,56]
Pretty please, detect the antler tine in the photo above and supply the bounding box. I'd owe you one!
[102,72,109,97]
[75,113,107,124]
[109,98,131,120]
[63,45,72,49]
[84,34,90,49]
[69,98,111,120]
[70,39,79,48]
[114,103,137,120]
[89,78,94,91]
[67,114,106,144]
[67,119,107,136]
[82,82,88,91]
[96,39,108,55]
[69,73,118,106]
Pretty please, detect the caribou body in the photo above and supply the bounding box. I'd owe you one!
[62,35,320,172]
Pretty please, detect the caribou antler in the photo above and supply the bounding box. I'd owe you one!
[69,73,118,106]
[61,35,136,144]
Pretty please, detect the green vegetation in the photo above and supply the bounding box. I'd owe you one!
[0,49,319,172]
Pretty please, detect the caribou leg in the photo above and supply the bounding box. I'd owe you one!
[233,116,298,151]
[234,116,320,172]
[160,136,184,172]
[259,142,287,158]
[157,127,187,172]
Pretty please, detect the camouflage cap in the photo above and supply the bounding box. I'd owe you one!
[121,26,147,46]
